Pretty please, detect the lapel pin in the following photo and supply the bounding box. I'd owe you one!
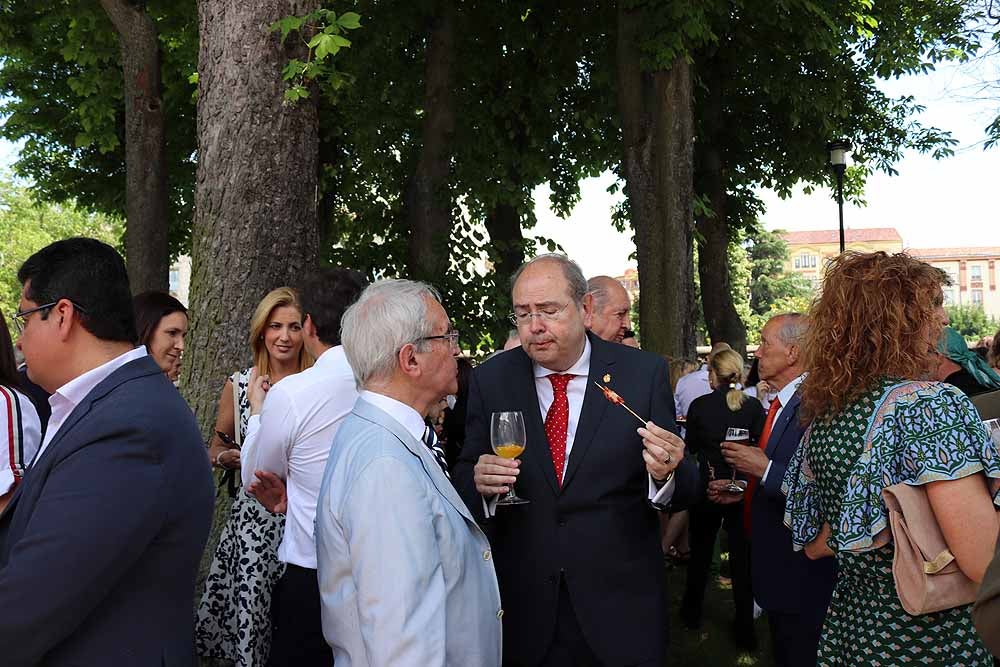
[603,373,611,383]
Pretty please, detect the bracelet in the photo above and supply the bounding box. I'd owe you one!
[214,450,228,468]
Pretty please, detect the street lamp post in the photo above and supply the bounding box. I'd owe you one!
[827,139,851,253]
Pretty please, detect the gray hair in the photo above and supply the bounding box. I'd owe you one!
[341,279,441,388]
[772,313,807,347]
[510,253,588,305]
[586,275,621,311]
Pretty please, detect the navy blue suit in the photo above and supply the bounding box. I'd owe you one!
[454,333,700,666]
[0,356,215,666]
[751,392,837,667]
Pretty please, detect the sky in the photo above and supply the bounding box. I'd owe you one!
[531,51,1000,278]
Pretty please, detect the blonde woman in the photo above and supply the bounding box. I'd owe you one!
[196,287,313,667]
[680,348,765,651]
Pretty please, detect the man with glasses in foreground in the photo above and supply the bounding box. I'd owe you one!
[0,237,215,665]
[314,279,502,665]
[454,254,700,667]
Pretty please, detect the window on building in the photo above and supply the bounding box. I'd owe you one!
[972,289,983,306]
[971,265,983,282]
[795,253,815,269]
[943,267,959,285]
[943,288,955,306]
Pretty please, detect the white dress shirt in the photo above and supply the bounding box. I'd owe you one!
[487,338,675,515]
[674,367,711,417]
[760,373,805,484]
[241,346,358,569]
[39,346,148,463]
[358,390,428,443]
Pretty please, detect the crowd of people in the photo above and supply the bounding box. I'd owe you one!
[1,237,1000,666]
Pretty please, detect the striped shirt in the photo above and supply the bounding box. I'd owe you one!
[0,384,41,495]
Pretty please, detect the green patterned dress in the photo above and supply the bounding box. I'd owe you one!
[783,379,1000,666]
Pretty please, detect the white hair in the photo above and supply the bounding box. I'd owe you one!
[341,279,441,388]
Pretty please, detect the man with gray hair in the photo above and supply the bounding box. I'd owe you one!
[585,275,631,344]
[314,279,502,666]
[719,313,836,667]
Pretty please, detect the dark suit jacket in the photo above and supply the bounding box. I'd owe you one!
[750,392,836,621]
[685,387,765,484]
[0,355,215,666]
[454,332,700,666]
[973,534,1000,656]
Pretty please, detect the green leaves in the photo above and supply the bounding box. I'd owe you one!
[269,7,362,105]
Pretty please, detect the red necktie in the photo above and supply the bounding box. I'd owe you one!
[544,374,573,486]
[744,397,781,534]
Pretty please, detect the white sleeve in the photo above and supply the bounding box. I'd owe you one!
[240,386,295,488]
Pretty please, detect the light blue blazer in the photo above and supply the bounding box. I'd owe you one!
[315,397,502,667]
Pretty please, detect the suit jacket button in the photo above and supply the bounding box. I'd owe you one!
[483,550,492,561]
[558,518,567,527]
[497,608,504,620]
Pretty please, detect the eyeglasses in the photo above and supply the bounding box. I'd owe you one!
[11,300,87,335]
[420,329,460,347]
[508,303,569,326]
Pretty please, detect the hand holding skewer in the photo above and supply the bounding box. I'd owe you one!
[595,381,683,481]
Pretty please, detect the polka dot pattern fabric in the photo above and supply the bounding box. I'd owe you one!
[544,374,574,485]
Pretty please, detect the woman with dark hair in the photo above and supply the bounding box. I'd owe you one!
[0,317,41,513]
[784,252,999,666]
[133,291,188,381]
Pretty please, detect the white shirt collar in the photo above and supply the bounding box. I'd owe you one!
[50,345,148,409]
[533,337,592,379]
[775,372,806,408]
[359,390,427,443]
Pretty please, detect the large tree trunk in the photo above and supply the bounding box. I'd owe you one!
[695,59,747,356]
[402,1,456,284]
[483,200,526,342]
[100,0,169,294]
[617,5,696,360]
[185,0,320,591]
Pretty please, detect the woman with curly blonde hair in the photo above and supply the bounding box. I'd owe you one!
[783,252,1000,666]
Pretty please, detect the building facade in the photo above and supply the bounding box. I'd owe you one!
[909,247,1000,318]
[781,228,904,289]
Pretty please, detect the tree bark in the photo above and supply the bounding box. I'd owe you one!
[483,200,526,341]
[695,57,747,356]
[99,0,169,293]
[617,4,696,360]
[402,1,456,284]
[184,0,320,432]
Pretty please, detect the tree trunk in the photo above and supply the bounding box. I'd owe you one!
[483,200,526,342]
[617,4,696,360]
[695,59,747,356]
[100,0,169,294]
[184,0,320,431]
[402,1,456,284]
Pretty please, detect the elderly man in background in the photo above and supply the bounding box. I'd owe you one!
[315,279,501,666]
[719,314,836,667]
[585,275,632,344]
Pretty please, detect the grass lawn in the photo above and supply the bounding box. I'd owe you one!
[664,552,776,666]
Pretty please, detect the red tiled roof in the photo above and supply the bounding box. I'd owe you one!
[908,247,1000,260]
[780,228,902,245]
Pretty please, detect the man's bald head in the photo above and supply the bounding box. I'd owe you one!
[586,276,631,343]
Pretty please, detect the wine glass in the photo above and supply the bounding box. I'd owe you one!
[725,427,750,494]
[491,411,530,506]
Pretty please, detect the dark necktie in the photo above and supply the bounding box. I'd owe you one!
[744,397,781,534]
[422,425,450,479]
[544,374,574,486]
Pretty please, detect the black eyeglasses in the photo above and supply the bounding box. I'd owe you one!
[11,300,88,335]
[420,329,460,347]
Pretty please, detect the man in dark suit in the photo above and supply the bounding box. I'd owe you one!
[0,238,215,666]
[454,254,700,667]
[720,313,837,667]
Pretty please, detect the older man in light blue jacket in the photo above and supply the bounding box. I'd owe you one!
[315,279,502,667]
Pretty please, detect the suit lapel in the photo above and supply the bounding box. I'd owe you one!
[561,333,613,491]
[354,399,476,524]
[764,393,801,458]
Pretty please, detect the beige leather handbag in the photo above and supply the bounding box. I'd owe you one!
[882,482,978,615]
